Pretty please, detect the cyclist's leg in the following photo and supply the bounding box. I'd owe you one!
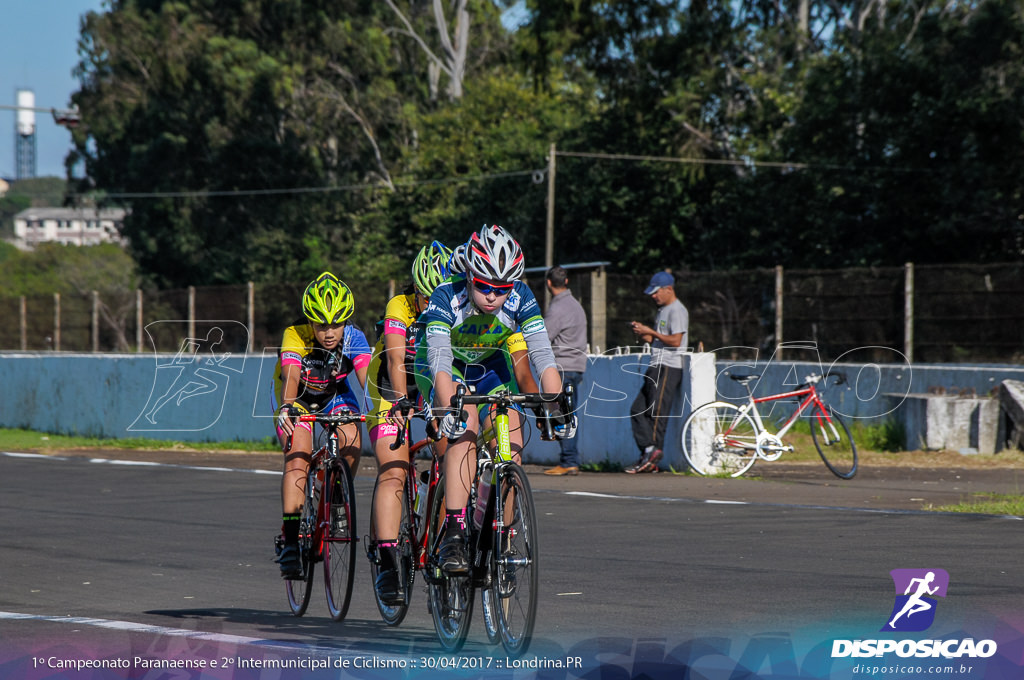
[367,393,409,605]
[278,420,313,577]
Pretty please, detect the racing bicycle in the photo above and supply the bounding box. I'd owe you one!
[681,372,858,479]
[365,411,445,626]
[276,410,364,620]
[426,385,573,657]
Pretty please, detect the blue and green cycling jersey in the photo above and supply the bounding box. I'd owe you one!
[415,275,556,391]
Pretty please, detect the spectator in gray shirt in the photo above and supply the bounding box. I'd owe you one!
[542,266,587,476]
[626,270,687,473]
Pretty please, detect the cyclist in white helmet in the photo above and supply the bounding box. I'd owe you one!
[414,224,572,574]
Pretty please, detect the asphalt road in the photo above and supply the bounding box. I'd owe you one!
[1,450,1021,679]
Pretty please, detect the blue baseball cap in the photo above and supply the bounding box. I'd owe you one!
[644,271,675,295]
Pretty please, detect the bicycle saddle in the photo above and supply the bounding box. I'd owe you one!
[728,374,761,384]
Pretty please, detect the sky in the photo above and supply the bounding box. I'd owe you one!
[0,1,527,182]
[0,0,106,180]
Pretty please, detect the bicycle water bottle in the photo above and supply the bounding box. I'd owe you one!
[471,464,492,530]
[413,471,428,519]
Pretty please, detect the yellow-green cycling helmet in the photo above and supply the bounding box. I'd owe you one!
[302,272,355,324]
[411,240,453,297]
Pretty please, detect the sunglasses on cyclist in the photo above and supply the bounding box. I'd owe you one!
[472,277,513,296]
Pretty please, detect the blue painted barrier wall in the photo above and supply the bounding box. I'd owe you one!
[2,351,1021,466]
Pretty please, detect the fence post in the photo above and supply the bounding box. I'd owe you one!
[20,296,27,350]
[136,289,143,352]
[545,142,556,309]
[91,290,99,353]
[54,293,61,351]
[904,262,914,363]
[775,265,784,360]
[247,281,255,353]
[188,285,196,341]
[590,266,607,354]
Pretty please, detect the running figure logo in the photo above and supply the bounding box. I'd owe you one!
[882,568,949,632]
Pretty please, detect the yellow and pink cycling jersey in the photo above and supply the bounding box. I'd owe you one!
[273,319,372,416]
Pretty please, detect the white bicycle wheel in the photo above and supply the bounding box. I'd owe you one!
[681,402,759,477]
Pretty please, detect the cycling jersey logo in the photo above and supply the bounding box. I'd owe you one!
[882,568,949,632]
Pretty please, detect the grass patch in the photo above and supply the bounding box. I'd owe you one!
[580,459,625,473]
[0,428,279,453]
[931,493,1024,516]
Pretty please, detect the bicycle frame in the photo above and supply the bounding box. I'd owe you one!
[731,373,846,460]
[300,414,360,556]
[747,384,824,441]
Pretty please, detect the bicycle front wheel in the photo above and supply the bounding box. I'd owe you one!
[490,463,538,657]
[323,459,357,621]
[810,405,858,479]
[367,465,414,626]
[681,402,759,477]
[426,474,474,653]
[285,472,318,616]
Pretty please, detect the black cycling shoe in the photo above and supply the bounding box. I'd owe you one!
[275,543,303,580]
[374,567,403,606]
[438,534,470,574]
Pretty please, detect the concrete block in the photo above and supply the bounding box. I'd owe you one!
[894,393,1000,453]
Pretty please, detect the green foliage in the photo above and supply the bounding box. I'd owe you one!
[933,493,1024,516]
[858,420,906,453]
[62,0,1024,298]
[0,428,278,451]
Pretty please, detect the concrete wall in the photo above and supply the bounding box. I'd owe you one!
[0,351,714,467]
[2,351,1020,463]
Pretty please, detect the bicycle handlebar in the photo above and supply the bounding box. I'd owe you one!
[297,412,366,426]
[387,405,444,450]
[448,383,576,442]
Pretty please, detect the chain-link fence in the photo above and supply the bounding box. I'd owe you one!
[3,263,1022,363]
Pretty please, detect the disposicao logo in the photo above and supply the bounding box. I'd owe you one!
[883,568,949,632]
[831,568,998,660]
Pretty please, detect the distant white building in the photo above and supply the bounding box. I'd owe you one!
[13,207,127,248]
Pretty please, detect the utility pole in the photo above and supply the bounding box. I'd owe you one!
[544,143,556,307]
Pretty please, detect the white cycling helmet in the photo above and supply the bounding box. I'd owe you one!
[447,242,468,275]
[465,224,524,283]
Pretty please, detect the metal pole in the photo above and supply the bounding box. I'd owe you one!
[544,143,556,308]
[91,290,99,352]
[775,265,784,360]
[188,285,196,342]
[904,262,914,363]
[136,289,143,352]
[590,266,607,354]
[20,296,27,350]
[247,281,255,353]
[54,293,61,351]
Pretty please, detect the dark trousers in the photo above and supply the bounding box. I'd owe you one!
[630,363,682,453]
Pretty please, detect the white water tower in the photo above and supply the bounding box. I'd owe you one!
[15,89,37,179]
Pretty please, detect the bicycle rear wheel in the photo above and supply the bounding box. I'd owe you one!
[426,474,474,652]
[682,402,759,477]
[323,459,357,621]
[490,463,538,657]
[810,405,858,479]
[367,465,415,626]
[285,472,318,616]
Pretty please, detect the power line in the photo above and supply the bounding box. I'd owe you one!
[85,168,545,200]
[555,150,928,174]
